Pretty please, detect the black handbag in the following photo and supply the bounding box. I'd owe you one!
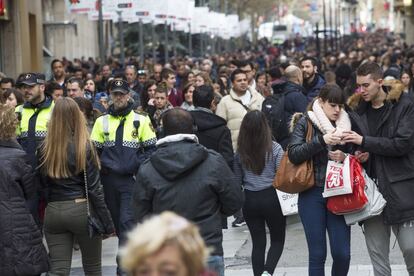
[84,170,106,238]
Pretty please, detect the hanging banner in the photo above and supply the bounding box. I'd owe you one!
[191,7,209,34]
[227,14,240,38]
[66,0,95,14]
[172,0,189,32]
[152,0,169,25]
[133,0,154,24]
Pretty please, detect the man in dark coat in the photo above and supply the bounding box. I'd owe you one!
[132,108,244,276]
[267,65,308,149]
[300,56,326,102]
[191,85,234,167]
[344,62,414,276]
[0,104,48,275]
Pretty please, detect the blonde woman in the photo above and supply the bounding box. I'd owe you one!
[39,97,114,276]
[121,212,214,276]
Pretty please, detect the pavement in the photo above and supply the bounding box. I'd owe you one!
[71,216,409,275]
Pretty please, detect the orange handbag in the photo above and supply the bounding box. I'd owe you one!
[273,119,315,194]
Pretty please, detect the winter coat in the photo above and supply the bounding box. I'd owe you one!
[288,113,351,187]
[303,73,326,102]
[347,86,414,224]
[40,144,115,234]
[191,108,234,167]
[270,81,308,148]
[132,135,244,256]
[0,140,49,276]
[215,88,264,150]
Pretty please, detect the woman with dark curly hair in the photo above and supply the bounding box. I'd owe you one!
[0,104,49,275]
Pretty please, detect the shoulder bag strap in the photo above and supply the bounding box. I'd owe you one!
[234,99,251,112]
[305,119,313,143]
[83,169,90,217]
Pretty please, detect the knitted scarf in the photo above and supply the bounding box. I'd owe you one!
[307,99,351,137]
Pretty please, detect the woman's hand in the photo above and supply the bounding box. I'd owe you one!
[323,130,342,145]
[328,150,347,162]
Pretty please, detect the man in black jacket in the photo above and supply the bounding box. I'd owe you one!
[265,65,308,149]
[191,85,234,229]
[343,62,414,276]
[300,56,326,102]
[191,85,234,167]
[132,108,244,276]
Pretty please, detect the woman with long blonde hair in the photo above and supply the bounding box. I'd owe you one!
[39,97,114,276]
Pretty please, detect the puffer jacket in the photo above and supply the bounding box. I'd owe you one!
[132,135,244,256]
[347,85,414,224]
[216,88,264,150]
[288,114,351,187]
[0,140,49,276]
[40,143,114,234]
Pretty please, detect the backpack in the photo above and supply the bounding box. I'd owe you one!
[262,92,288,143]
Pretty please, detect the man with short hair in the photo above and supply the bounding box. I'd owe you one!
[15,73,54,225]
[263,65,307,149]
[45,81,64,101]
[300,56,326,102]
[216,69,264,151]
[191,85,233,167]
[125,66,142,107]
[239,61,257,92]
[0,77,14,95]
[161,68,182,107]
[343,61,414,276]
[216,69,264,228]
[91,79,157,275]
[132,108,243,276]
[66,78,85,99]
[152,63,163,83]
[50,59,66,87]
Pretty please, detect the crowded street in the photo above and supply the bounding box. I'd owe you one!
[2,0,414,276]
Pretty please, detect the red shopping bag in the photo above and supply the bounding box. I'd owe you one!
[327,155,368,215]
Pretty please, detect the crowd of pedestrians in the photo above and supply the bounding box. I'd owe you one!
[2,29,414,276]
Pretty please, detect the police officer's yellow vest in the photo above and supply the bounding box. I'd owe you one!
[15,102,54,139]
[91,111,156,149]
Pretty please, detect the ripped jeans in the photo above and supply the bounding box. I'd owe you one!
[363,214,414,276]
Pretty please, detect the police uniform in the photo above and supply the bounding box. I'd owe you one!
[90,80,156,273]
[15,73,53,224]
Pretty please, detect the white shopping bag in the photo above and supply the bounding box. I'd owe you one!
[322,155,353,198]
[276,189,298,216]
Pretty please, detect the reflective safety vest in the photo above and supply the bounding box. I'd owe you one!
[91,110,157,175]
[15,98,54,168]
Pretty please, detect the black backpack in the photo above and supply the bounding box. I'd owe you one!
[262,92,289,142]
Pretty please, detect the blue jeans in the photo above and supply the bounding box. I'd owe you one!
[299,186,350,276]
[207,255,224,276]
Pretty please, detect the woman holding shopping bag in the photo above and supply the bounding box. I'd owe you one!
[39,97,115,275]
[288,84,353,276]
[233,110,285,276]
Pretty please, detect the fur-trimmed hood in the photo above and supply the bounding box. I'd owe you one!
[289,112,304,133]
[347,79,405,111]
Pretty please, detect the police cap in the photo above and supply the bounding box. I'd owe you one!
[110,79,129,94]
[17,73,46,87]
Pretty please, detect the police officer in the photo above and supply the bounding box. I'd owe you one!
[90,79,156,275]
[15,72,53,224]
